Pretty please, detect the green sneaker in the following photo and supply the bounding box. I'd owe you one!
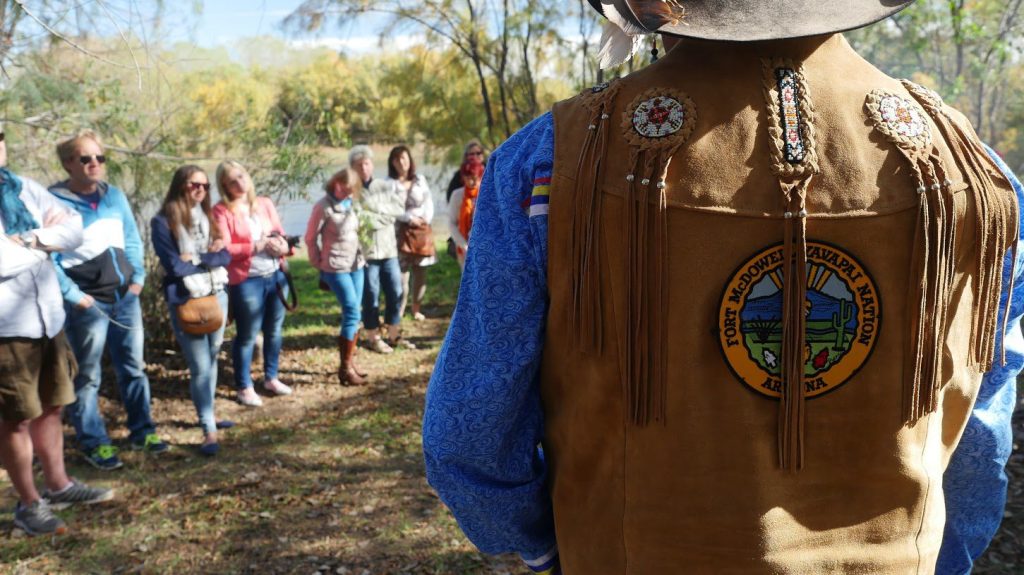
[131,433,170,454]
[84,445,123,471]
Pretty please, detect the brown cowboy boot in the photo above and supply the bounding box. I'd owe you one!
[339,337,367,386]
[350,330,368,377]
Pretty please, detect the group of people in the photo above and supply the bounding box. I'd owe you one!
[0,126,488,536]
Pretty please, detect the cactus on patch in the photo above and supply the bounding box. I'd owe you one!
[832,299,853,350]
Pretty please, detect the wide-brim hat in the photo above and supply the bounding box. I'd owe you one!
[587,0,915,42]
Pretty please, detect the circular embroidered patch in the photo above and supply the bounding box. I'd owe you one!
[717,242,881,399]
[866,90,931,149]
[632,96,687,138]
[622,89,696,151]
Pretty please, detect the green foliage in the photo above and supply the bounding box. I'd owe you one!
[847,0,1024,168]
[286,0,594,149]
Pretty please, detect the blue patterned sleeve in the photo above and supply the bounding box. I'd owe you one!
[937,145,1024,575]
[423,112,557,563]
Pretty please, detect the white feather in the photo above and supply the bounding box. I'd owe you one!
[603,3,648,36]
[598,21,641,69]
[597,3,650,69]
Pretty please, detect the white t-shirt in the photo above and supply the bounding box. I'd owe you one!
[247,214,280,278]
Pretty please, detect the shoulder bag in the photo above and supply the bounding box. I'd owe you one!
[397,221,436,257]
[177,271,224,335]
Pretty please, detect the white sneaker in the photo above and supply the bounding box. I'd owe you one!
[237,387,263,407]
[369,337,394,354]
[263,378,293,396]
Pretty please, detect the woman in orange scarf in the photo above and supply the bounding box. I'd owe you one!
[447,157,485,272]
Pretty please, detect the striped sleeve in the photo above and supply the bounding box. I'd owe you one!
[423,112,557,563]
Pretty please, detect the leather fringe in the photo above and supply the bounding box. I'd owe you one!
[899,85,1019,424]
[615,88,696,427]
[762,60,819,470]
[902,155,956,421]
[911,97,1016,372]
[624,149,672,425]
[778,177,811,470]
[571,99,615,356]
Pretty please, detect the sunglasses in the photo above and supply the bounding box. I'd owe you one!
[0,133,5,142]
[79,155,106,165]
[187,181,211,192]
[467,151,484,157]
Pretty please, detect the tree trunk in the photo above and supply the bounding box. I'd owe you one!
[465,1,496,145]
[497,0,513,139]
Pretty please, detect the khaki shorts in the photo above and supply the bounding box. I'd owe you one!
[0,331,77,422]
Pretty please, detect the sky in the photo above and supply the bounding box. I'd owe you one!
[13,1,584,63]
[185,0,399,53]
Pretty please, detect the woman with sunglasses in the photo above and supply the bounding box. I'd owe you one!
[212,160,293,407]
[448,157,485,272]
[150,166,231,456]
[445,140,487,203]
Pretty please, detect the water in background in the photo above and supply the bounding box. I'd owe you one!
[268,164,453,237]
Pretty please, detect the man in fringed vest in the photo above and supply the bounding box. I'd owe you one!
[423,1,1024,573]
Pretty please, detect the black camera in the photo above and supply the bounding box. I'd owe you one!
[269,231,301,250]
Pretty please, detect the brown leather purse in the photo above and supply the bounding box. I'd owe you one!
[177,271,224,335]
[397,221,436,257]
[177,294,223,335]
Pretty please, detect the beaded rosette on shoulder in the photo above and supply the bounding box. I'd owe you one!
[866,83,1018,424]
[760,59,820,471]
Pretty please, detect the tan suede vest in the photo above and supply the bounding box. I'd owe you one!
[541,34,1017,574]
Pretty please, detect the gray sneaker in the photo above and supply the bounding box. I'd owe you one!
[13,499,67,536]
[43,479,114,510]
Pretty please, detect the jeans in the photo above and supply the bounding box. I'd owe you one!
[169,290,228,435]
[321,269,364,340]
[362,257,402,329]
[65,291,155,451]
[229,270,287,390]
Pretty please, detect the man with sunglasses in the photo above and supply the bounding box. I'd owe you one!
[0,127,114,535]
[48,130,167,471]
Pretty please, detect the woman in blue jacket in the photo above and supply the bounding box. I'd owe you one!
[151,165,231,456]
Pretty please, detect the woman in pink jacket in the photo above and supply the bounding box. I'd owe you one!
[212,160,292,407]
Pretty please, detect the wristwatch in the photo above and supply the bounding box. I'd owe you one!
[19,232,36,249]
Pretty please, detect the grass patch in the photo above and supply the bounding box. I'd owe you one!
[0,250,527,575]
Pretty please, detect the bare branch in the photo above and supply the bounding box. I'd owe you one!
[13,0,140,71]
[94,0,145,90]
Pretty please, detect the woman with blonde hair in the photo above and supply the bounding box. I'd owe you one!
[304,167,367,385]
[211,160,293,407]
[151,165,231,455]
